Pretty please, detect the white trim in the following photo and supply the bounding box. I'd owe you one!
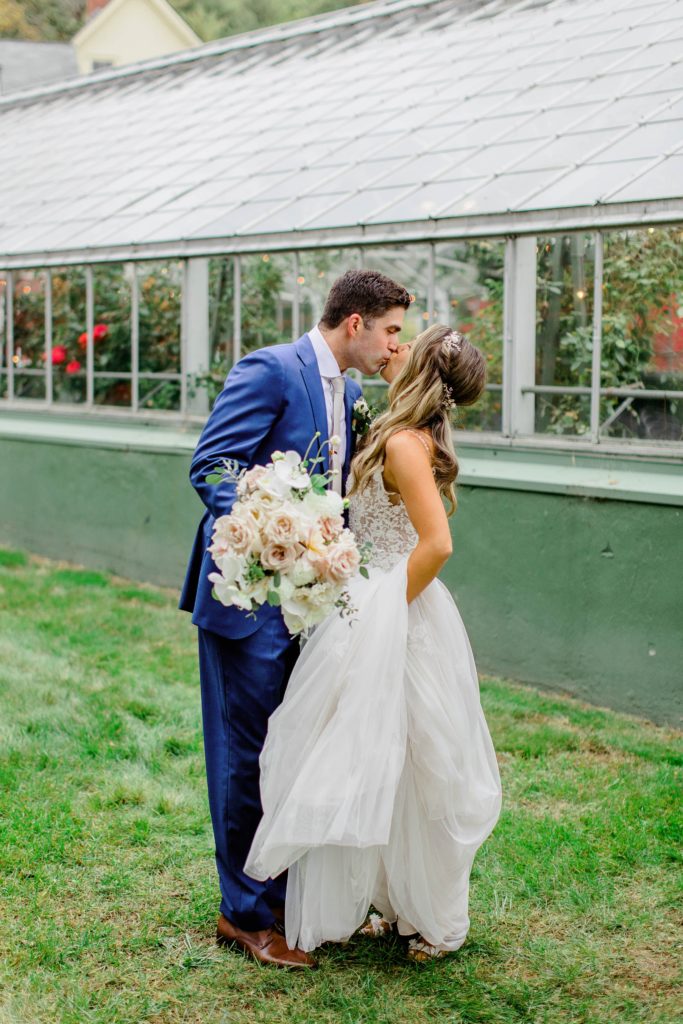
[2,202,682,270]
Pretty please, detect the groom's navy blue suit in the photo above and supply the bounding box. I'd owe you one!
[180,333,362,930]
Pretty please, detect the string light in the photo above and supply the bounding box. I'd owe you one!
[576,289,586,300]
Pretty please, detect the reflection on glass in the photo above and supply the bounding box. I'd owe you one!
[209,255,234,367]
[12,270,46,400]
[361,245,430,340]
[138,260,182,374]
[94,379,132,407]
[435,240,504,433]
[139,378,181,412]
[0,275,6,398]
[52,266,87,404]
[600,226,683,441]
[535,233,595,435]
[92,263,133,407]
[298,249,360,330]
[240,252,296,354]
[202,256,235,405]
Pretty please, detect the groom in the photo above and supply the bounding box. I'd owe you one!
[180,269,411,968]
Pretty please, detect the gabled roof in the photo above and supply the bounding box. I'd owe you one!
[0,40,78,95]
[1,0,682,267]
[72,0,202,50]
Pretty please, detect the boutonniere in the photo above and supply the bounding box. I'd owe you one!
[351,396,375,437]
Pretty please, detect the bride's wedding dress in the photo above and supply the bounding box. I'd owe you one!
[244,466,502,953]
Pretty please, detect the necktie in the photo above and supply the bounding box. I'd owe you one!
[330,375,346,495]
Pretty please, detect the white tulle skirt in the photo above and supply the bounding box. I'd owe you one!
[244,557,502,952]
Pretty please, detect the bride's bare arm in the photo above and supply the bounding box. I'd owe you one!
[383,431,453,603]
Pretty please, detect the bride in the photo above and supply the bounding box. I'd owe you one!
[244,324,502,962]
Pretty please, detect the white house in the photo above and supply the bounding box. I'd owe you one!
[72,0,202,74]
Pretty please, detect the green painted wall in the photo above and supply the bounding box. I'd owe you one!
[441,487,681,728]
[0,436,203,587]
[1,425,681,726]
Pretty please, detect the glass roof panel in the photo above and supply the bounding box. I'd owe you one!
[606,154,683,200]
[1,0,682,259]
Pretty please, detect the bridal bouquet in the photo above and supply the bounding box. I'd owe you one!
[206,435,369,637]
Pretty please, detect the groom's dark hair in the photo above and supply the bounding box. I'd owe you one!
[320,269,411,328]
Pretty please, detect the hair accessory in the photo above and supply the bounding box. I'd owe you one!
[442,330,464,356]
[442,381,455,410]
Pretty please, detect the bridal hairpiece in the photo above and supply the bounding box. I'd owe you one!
[441,331,462,409]
[442,330,464,357]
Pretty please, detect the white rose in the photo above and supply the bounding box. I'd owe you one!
[311,536,360,583]
[302,488,344,518]
[264,504,301,545]
[211,513,256,556]
[260,541,300,573]
[280,586,332,635]
[287,555,317,587]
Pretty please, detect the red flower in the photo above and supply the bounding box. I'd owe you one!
[52,345,67,365]
[66,360,82,374]
[93,323,109,341]
[78,331,88,349]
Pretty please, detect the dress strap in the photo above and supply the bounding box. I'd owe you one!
[403,428,433,459]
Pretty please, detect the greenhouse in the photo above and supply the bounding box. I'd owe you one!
[1,0,681,723]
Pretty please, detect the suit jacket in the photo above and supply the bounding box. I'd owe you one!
[179,333,363,639]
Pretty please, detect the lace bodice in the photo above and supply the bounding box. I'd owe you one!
[348,468,418,571]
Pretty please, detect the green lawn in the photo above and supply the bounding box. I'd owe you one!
[0,547,680,1024]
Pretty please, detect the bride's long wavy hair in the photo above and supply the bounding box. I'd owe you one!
[348,324,487,515]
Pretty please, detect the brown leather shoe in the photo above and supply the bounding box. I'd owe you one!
[216,914,315,969]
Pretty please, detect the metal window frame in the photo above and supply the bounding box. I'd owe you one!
[6,270,14,401]
[45,271,53,405]
[1,232,682,455]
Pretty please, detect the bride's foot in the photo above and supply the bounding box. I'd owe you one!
[358,913,395,938]
[406,936,449,963]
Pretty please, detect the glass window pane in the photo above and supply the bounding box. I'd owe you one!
[94,378,132,408]
[52,266,87,405]
[202,255,236,406]
[92,263,133,408]
[0,275,6,398]
[298,249,361,330]
[13,270,46,400]
[139,377,181,412]
[138,260,182,374]
[240,252,297,354]
[535,234,595,435]
[435,240,505,433]
[600,225,683,442]
[361,244,431,339]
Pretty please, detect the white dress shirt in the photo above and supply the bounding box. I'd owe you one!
[307,324,347,470]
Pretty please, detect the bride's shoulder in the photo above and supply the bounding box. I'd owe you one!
[385,428,435,462]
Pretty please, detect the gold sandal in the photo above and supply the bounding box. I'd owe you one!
[406,936,449,962]
[358,913,395,938]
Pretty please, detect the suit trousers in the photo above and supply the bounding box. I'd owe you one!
[197,616,300,930]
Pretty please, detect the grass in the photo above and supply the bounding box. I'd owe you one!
[0,546,680,1024]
